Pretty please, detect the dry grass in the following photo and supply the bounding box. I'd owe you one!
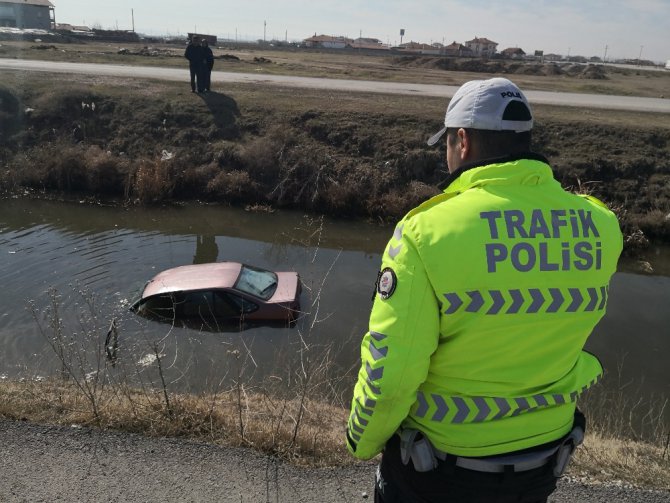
[0,379,350,467]
[0,378,667,488]
[572,432,669,489]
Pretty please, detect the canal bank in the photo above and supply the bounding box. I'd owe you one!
[1,70,669,254]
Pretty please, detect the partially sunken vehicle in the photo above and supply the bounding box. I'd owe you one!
[131,262,301,325]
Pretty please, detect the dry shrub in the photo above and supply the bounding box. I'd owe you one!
[365,181,439,221]
[213,141,243,167]
[320,178,366,216]
[265,143,343,210]
[178,162,221,196]
[238,128,294,184]
[632,209,670,241]
[572,432,670,490]
[83,146,129,195]
[397,149,442,184]
[207,170,260,203]
[7,143,129,195]
[42,147,89,191]
[129,158,176,203]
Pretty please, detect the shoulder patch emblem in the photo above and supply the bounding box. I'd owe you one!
[377,267,397,300]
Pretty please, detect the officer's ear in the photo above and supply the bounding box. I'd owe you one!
[457,128,471,161]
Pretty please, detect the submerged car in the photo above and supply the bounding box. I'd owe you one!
[130,262,301,325]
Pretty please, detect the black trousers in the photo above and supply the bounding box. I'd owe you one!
[189,63,199,91]
[203,62,213,91]
[189,64,207,92]
[374,435,557,503]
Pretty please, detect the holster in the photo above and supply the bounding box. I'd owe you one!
[399,429,438,472]
[552,424,584,477]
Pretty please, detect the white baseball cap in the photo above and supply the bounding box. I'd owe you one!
[427,77,533,146]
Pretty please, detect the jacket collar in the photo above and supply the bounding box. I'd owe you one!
[438,152,552,193]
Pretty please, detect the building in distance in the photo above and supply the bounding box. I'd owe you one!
[0,0,54,30]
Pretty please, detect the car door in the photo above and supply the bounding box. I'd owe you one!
[214,291,259,320]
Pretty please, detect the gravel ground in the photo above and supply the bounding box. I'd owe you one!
[1,419,668,502]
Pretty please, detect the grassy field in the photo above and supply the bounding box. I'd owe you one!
[2,39,670,96]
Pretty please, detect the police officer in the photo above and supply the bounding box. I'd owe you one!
[346,78,622,502]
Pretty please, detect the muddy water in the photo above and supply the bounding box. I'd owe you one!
[1,199,668,427]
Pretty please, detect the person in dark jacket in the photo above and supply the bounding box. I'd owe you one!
[184,36,204,93]
[201,39,214,92]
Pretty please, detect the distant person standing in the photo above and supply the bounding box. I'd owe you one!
[184,36,204,93]
[202,39,214,92]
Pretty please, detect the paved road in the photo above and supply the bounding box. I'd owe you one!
[1,420,667,502]
[1,58,669,114]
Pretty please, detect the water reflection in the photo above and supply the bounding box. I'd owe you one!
[194,235,219,264]
[0,198,668,431]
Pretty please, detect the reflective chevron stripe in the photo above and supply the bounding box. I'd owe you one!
[393,224,404,241]
[413,375,602,424]
[366,362,384,381]
[347,397,378,444]
[348,333,388,445]
[387,224,404,260]
[442,286,609,315]
[369,331,388,362]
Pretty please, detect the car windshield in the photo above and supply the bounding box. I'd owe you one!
[234,265,278,300]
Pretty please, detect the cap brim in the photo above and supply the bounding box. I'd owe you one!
[427,126,447,146]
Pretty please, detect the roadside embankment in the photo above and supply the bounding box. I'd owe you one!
[1,71,669,258]
[0,378,668,491]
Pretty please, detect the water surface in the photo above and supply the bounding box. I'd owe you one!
[0,198,667,431]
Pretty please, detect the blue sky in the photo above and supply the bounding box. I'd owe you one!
[53,0,668,62]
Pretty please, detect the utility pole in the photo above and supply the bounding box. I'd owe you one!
[603,44,608,63]
[264,20,266,43]
[131,9,135,32]
[638,45,644,65]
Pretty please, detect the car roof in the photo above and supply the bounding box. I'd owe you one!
[141,262,243,299]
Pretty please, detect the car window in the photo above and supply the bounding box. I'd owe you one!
[181,291,217,318]
[141,294,177,318]
[234,265,278,300]
[216,291,258,315]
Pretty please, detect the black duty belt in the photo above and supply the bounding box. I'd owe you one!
[400,426,584,475]
[434,447,557,473]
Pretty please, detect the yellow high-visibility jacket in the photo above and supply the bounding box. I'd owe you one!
[347,154,623,460]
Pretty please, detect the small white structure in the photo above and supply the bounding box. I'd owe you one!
[465,36,498,57]
[666,60,670,70]
[303,34,353,49]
